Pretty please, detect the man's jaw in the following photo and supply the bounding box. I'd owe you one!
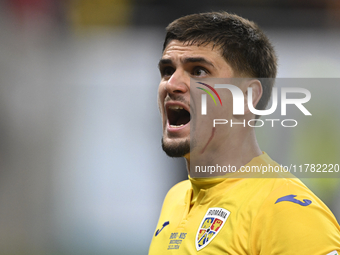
[161,136,190,158]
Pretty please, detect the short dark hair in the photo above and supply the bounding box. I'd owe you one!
[163,11,277,111]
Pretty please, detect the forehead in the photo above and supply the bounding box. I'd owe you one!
[161,40,234,76]
[162,40,223,60]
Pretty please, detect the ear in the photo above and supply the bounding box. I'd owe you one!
[244,79,263,115]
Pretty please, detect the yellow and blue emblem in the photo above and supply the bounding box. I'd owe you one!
[195,207,230,251]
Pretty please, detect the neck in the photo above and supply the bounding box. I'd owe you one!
[185,126,261,177]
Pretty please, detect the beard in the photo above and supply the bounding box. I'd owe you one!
[161,137,190,158]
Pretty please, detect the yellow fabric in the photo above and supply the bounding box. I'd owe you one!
[149,153,340,254]
[189,176,225,207]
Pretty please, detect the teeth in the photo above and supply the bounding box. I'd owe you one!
[168,105,184,111]
[170,124,184,128]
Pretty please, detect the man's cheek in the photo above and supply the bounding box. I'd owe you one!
[157,93,164,112]
[157,87,166,103]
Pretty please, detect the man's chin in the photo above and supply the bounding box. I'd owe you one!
[161,138,190,158]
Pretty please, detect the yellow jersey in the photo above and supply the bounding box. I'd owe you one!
[149,153,340,254]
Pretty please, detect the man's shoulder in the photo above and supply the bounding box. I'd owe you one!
[247,153,327,209]
[251,178,340,252]
[255,177,323,210]
[244,167,330,216]
[159,180,191,212]
[165,179,191,198]
[255,176,338,223]
[161,179,191,203]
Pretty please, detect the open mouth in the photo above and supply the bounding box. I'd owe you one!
[166,105,191,128]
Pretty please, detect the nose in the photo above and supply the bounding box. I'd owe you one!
[165,69,189,95]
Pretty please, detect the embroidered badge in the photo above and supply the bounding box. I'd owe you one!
[195,207,230,251]
[326,251,339,255]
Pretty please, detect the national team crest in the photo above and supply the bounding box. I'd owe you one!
[195,207,230,251]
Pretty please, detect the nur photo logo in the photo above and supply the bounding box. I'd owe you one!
[196,82,222,115]
[196,81,312,128]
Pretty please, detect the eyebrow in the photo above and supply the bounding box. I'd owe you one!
[158,57,215,69]
[183,57,215,67]
[158,58,173,69]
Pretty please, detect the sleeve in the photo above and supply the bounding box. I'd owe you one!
[251,181,340,255]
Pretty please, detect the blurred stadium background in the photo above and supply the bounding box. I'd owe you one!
[0,0,339,254]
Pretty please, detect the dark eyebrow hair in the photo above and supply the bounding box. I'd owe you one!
[158,57,215,69]
[182,57,215,68]
[158,59,172,69]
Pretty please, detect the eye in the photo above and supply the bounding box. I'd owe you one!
[160,66,175,78]
[192,67,209,77]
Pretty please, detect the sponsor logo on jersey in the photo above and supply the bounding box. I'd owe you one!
[275,194,312,206]
[155,221,169,236]
[195,207,230,251]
